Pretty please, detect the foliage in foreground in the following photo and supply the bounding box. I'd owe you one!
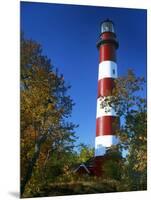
[23,174,146,198]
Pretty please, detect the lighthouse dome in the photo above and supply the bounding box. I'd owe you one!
[101,19,115,34]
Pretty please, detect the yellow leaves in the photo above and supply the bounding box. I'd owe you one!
[21,76,55,126]
[133,150,147,172]
[21,37,79,197]
[37,152,47,166]
[120,133,128,143]
[138,135,147,142]
[138,136,142,140]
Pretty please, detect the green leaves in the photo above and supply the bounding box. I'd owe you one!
[100,69,147,190]
[77,144,94,163]
[116,70,147,190]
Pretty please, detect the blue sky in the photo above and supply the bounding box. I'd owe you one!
[21,2,147,148]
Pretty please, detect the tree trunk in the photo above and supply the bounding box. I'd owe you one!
[21,134,47,197]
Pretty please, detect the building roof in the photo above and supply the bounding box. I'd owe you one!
[73,163,90,174]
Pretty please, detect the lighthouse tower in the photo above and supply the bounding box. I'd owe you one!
[95,19,119,157]
[74,19,120,176]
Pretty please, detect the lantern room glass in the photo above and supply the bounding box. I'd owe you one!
[101,21,115,33]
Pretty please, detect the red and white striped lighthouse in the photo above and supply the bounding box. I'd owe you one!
[95,19,119,157]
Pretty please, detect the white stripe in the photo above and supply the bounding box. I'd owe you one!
[96,97,117,117]
[98,61,117,80]
[95,135,119,148]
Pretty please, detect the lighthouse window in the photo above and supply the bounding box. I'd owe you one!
[112,69,115,75]
[101,21,114,33]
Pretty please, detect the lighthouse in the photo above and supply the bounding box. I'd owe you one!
[95,19,119,157]
[74,19,120,176]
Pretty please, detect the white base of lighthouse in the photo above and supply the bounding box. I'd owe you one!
[95,135,119,156]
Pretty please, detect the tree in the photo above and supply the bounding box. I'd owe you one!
[100,69,146,190]
[121,110,147,190]
[102,146,123,180]
[21,35,78,196]
[102,69,147,190]
[77,144,94,163]
[112,69,146,190]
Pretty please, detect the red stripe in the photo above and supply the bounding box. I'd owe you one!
[101,32,116,41]
[100,44,116,62]
[98,78,115,97]
[96,116,119,136]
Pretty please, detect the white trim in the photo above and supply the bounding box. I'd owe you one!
[95,135,119,148]
[98,61,117,80]
[96,97,117,117]
[73,163,90,174]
